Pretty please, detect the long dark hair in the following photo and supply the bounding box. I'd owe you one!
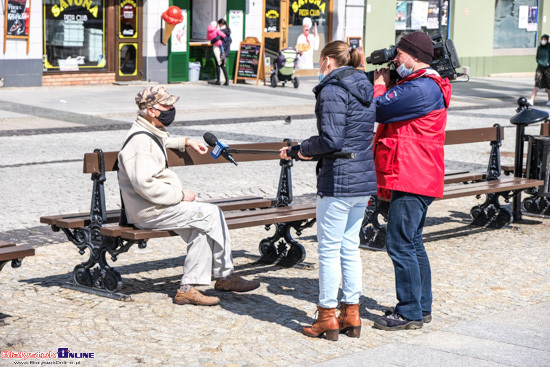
[218,18,231,34]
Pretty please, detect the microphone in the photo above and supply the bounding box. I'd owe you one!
[203,132,238,166]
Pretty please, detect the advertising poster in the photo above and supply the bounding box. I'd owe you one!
[171,10,187,53]
[527,6,538,32]
[119,0,137,38]
[348,37,365,68]
[411,1,428,30]
[519,5,528,29]
[5,0,30,37]
[427,1,439,29]
[265,3,280,32]
[395,2,408,30]
[229,10,243,51]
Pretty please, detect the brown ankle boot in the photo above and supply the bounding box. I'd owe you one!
[337,302,361,338]
[302,305,339,341]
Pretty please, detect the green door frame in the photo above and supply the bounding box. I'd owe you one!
[168,0,190,82]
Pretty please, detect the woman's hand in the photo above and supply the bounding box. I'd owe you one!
[298,151,313,160]
[189,139,208,154]
[279,147,291,160]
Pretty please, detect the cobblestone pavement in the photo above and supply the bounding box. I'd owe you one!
[0,78,549,366]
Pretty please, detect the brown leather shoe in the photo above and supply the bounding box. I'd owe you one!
[302,305,339,341]
[214,274,260,292]
[337,302,361,338]
[173,287,220,306]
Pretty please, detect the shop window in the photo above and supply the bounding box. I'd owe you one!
[494,0,538,49]
[190,0,215,40]
[394,1,449,42]
[288,0,330,68]
[43,0,106,71]
[119,43,137,76]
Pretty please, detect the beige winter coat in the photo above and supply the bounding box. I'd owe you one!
[118,117,188,223]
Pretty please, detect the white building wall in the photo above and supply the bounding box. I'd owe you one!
[245,0,263,40]
[143,0,170,83]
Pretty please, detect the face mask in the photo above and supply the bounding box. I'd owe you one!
[155,107,176,126]
[396,55,415,78]
[318,58,327,82]
[542,40,548,46]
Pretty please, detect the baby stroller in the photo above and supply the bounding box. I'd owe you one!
[270,47,299,88]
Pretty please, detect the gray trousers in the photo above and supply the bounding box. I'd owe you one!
[134,202,234,286]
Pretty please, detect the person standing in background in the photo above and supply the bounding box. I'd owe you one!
[528,34,550,106]
[207,21,228,85]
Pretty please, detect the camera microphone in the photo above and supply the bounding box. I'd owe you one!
[203,132,238,166]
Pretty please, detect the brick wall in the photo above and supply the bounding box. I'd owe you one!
[42,73,116,86]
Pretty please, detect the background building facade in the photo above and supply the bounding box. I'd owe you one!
[2,0,550,87]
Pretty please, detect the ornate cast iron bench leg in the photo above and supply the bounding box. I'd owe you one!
[258,156,315,267]
[54,149,147,301]
[359,197,389,251]
[470,192,513,228]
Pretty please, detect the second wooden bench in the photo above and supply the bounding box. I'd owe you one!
[360,125,544,250]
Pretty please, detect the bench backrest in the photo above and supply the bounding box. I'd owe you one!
[83,141,291,174]
[444,126,504,146]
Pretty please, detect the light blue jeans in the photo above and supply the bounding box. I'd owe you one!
[316,195,370,308]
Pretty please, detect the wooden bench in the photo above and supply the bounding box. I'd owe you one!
[360,125,545,251]
[40,141,316,299]
[0,240,35,326]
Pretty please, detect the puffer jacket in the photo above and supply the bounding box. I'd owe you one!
[206,25,225,46]
[373,68,452,200]
[300,66,377,197]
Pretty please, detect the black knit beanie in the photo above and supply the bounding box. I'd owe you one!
[397,32,434,64]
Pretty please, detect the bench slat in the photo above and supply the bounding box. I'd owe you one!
[445,126,504,145]
[99,206,317,240]
[226,207,317,230]
[84,142,293,174]
[202,196,263,204]
[223,204,316,220]
[48,198,278,229]
[215,198,276,211]
[0,240,16,248]
[441,178,543,200]
[444,172,487,184]
[443,176,525,193]
[0,245,35,262]
[55,214,120,229]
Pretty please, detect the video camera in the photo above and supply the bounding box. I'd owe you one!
[365,34,462,83]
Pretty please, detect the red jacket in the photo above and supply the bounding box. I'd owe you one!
[373,69,452,200]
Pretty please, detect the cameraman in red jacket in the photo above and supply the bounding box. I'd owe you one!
[372,32,452,331]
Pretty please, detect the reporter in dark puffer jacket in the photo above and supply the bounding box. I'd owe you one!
[280,41,377,341]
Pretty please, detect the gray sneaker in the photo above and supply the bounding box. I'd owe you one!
[374,313,423,331]
[385,307,432,323]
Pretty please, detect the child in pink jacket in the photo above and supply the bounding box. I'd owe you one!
[207,22,226,53]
